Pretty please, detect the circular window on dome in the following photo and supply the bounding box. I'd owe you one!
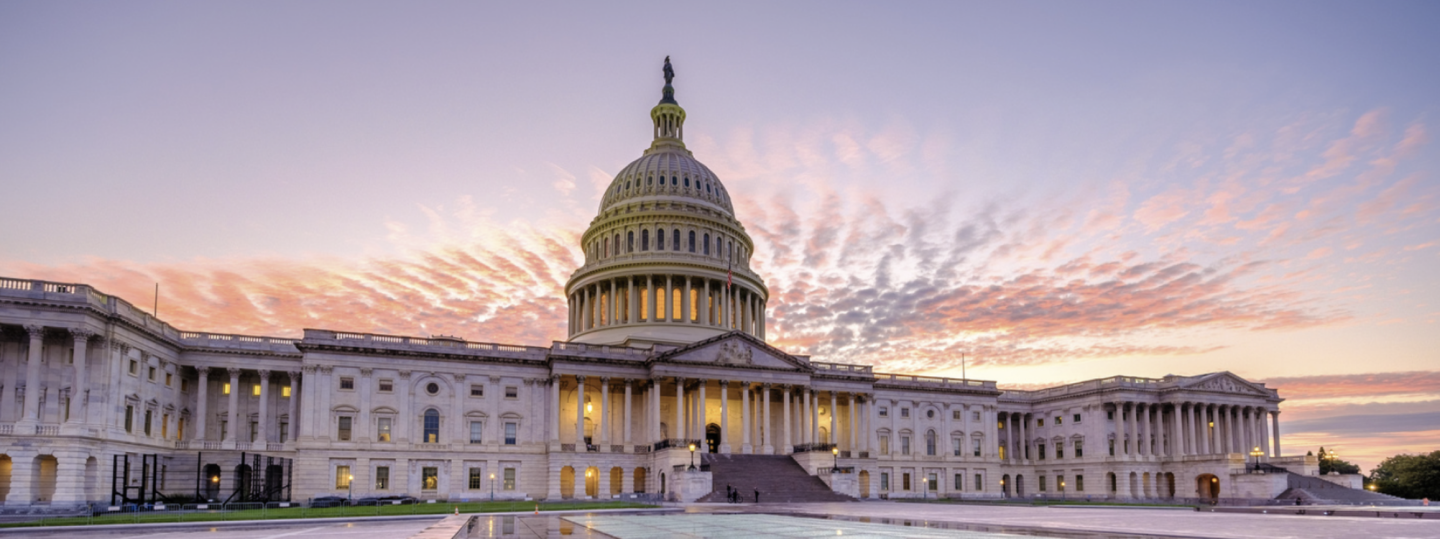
[426,382,440,395]
[927,409,935,419]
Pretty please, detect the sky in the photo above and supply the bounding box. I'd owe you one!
[2,1,1437,471]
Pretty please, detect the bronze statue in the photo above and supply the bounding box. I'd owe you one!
[663,56,674,85]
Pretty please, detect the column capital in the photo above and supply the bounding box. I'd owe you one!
[288,370,301,380]
[111,339,128,352]
[197,367,211,379]
[24,325,43,339]
[257,369,271,378]
[599,376,610,384]
[719,379,729,387]
[70,328,95,341]
[226,367,242,378]
[1269,409,1280,417]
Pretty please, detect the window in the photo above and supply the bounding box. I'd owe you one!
[627,231,634,252]
[124,405,134,432]
[975,473,983,491]
[926,409,935,419]
[128,359,138,375]
[878,407,888,417]
[703,233,710,255]
[375,467,390,490]
[1055,416,1062,425]
[422,467,438,490]
[955,473,963,491]
[1038,443,1046,460]
[879,435,890,455]
[338,416,352,441]
[953,410,962,420]
[1037,418,1044,427]
[641,229,649,251]
[181,378,190,392]
[925,431,936,456]
[379,379,393,392]
[504,468,516,490]
[928,472,938,491]
[469,421,483,444]
[249,421,258,442]
[1075,440,1084,457]
[336,466,351,489]
[423,410,440,443]
[1073,413,1082,423]
[973,411,981,421]
[1109,439,1115,456]
[1076,475,1085,491]
[688,231,695,252]
[505,386,518,399]
[143,410,152,436]
[1107,410,1115,420]
[377,417,392,442]
[657,229,665,250]
[1056,443,1064,459]
[953,438,962,456]
[282,386,291,398]
[220,420,228,440]
[426,382,440,395]
[165,373,173,387]
[252,384,261,396]
[470,384,483,397]
[1039,475,1047,492]
[880,472,890,491]
[339,377,354,390]
[278,422,288,441]
[973,438,982,457]
[672,230,680,251]
[148,366,156,381]
[178,417,185,439]
[902,473,912,491]
[223,382,231,395]
[505,422,517,445]
[901,435,911,455]
[900,408,910,418]
[469,468,483,489]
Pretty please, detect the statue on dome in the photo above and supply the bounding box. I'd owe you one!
[663,56,674,85]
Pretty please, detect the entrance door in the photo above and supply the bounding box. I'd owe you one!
[706,423,720,453]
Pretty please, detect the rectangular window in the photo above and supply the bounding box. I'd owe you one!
[953,410,962,420]
[339,377,354,390]
[1076,475,1085,491]
[129,359,138,375]
[143,410,152,435]
[282,386,292,398]
[880,472,890,491]
[900,408,910,418]
[220,420,228,440]
[278,422,288,441]
[469,468,483,489]
[901,436,911,455]
[178,417,185,440]
[973,411,981,421]
[928,472,938,491]
[1039,475,1047,492]
[470,421,483,444]
[375,467,390,490]
[973,439,982,457]
[975,473,983,491]
[252,384,261,396]
[1057,475,1064,492]
[1056,444,1064,459]
[878,407,888,417]
[902,473,911,491]
[1109,439,1115,456]
[503,468,516,490]
[879,436,889,455]
[1107,410,1115,420]
[422,467,438,490]
[470,384,484,397]
[1075,440,1083,458]
[162,414,169,438]
[338,416,352,441]
[955,473,963,491]
[223,382,231,395]
[165,373,173,387]
[1055,416,1062,425]
[952,438,962,456]
[249,421,258,442]
[1038,443,1046,460]
[379,379,393,392]
[148,366,156,381]
[377,417,392,442]
[1074,413,1082,423]
[181,378,189,393]
[336,466,351,489]
[505,386,518,399]
[505,422,517,445]
[1037,418,1044,427]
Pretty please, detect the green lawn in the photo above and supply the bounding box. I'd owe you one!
[0,500,657,528]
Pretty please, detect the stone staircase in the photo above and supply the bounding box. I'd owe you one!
[695,453,855,503]
[1276,472,1416,506]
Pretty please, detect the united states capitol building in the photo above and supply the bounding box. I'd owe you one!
[0,61,1324,509]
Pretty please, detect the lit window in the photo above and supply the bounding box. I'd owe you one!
[375,467,390,490]
[504,468,516,490]
[422,467,438,490]
[336,466,351,489]
[165,373,173,387]
[252,384,261,396]
[469,468,483,489]
[1037,418,1044,427]
[282,386,291,398]
[377,417,392,442]
[223,383,231,395]
[1055,416,1062,425]
[902,473,911,491]
[423,410,440,443]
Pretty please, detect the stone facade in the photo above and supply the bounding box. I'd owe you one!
[0,61,1305,508]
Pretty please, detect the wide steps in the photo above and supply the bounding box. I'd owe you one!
[696,453,855,503]
[1278,472,1414,505]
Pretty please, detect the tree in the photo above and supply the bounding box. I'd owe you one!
[1370,450,1440,500]
[1316,446,1360,475]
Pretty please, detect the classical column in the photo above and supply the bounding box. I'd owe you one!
[674,377,685,440]
[847,395,857,451]
[550,375,561,443]
[761,384,773,453]
[702,279,711,326]
[287,371,300,442]
[1139,403,1150,457]
[811,391,820,443]
[255,370,270,444]
[740,382,751,453]
[20,325,43,425]
[797,388,809,444]
[574,375,587,446]
[782,386,794,452]
[195,368,210,441]
[598,377,610,448]
[829,391,838,445]
[223,368,241,446]
[651,378,662,442]
[67,329,92,426]
[299,365,318,440]
[1259,408,1271,458]
[623,379,633,447]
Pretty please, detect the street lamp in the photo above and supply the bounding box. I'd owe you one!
[1249,446,1264,473]
[831,447,840,472]
[210,475,219,502]
[688,442,697,470]
[1000,478,1006,499]
[490,472,496,502]
[347,474,354,506]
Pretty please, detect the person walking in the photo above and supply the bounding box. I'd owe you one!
[754,489,760,503]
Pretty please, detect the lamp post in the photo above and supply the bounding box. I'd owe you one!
[210,475,219,502]
[831,447,839,472]
[1000,477,1007,499]
[921,477,928,500]
[490,472,496,502]
[347,474,354,506]
[688,442,697,470]
[1249,446,1264,473]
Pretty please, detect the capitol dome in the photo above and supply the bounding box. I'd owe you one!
[565,58,767,346]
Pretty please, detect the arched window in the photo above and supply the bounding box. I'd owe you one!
[671,176,677,186]
[703,234,710,255]
[627,231,634,252]
[926,430,937,456]
[684,177,690,188]
[625,181,630,190]
[648,176,653,185]
[423,409,440,444]
[641,230,650,251]
[603,238,609,258]
[614,234,620,255]
[672,230,680,250]
[688,231,696,252]
[706,184,711,193]
[657,229,665,250]
[728,240,733,260]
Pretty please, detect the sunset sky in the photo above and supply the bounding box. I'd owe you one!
[2,1,1437,471]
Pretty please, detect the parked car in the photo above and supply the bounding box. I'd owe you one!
[380,495,419,505]
[351,496,384,506]
[310,496,347,508]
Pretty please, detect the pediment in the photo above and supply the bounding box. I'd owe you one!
[1184,372,1268,396]
[656,332,809,371]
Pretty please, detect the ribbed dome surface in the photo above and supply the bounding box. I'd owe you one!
[599,148,734,215]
